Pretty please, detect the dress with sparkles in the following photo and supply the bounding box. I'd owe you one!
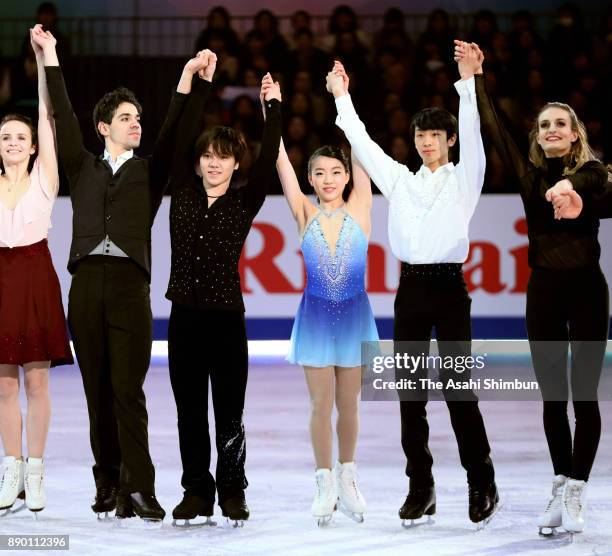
[288,208,379,367]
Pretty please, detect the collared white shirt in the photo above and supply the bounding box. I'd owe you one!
[335,77,485,264]
[103,148,133,174]
[88,149,134,257]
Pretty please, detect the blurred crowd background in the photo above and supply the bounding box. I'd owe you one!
[0,2,610,195]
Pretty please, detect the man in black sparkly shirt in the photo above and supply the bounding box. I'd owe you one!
[166,61,282,526]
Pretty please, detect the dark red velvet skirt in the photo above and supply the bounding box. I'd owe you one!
[0,239,73,367]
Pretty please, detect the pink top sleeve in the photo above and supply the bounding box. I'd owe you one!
[0,158,58,248]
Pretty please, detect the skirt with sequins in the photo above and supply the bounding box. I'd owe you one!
[287,290,379,368]
[0,239,73,367]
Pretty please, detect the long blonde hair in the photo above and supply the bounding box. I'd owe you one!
[528,102,598,175]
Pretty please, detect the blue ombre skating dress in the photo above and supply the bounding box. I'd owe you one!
[287,208,379,367]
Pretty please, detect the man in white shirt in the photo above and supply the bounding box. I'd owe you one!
[327,46,499,526]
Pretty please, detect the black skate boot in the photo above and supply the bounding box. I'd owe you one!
[399,485,436,528]
[219,494,249,528]
[469,482,500,528]
[172,493,216,528]
[91,486,117,521]
[115,492,165,525]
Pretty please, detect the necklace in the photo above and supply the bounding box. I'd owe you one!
[2,174,29,193]
[206,193,224,198]
[319,203,345,217]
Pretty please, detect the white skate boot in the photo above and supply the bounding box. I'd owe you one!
[537,475,566,535]
[0,456,25,515]
[335,461,366,523]
[312,469,337,527]
[562,478,587,533]
[24,458,47,513]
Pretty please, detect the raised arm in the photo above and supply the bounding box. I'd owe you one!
[456,43,529,183]
[151,50,214,199]
[329,61,411,199]
[244,73,282,216]
[348,150,372,208]
[37,28,89,187]
[30,25,58,195]
[276,138,311,231]
[453,40,485,211]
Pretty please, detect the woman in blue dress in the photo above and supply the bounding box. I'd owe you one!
[275,71,378,525]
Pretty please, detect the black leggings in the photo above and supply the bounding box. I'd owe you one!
[526,266,609,481]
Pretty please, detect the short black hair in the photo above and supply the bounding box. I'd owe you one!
[92,87,142,142]
[409,108,457,140]
[194,126,247,165]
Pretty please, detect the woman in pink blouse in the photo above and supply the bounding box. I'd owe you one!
[0,25,72,516]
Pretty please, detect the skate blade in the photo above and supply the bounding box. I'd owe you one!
[224,517,245,528]
[0,500,27,517]
[316,514,333,528]
[401,515,435,529]
[97,512,116,522]
[338,504,364,523]
[172,517,217,528]
[475,499,503,531]
[114,516,163,529]
[539,525,560,536]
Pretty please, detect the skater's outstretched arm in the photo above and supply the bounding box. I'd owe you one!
[38,27,89,189]
[347,152,373,238]
[276,138,313,234]
[459,43,529,184]
[243,72,282,216]
[330,61,412,199]
[30,24,58,195]
[453,40,485,212]
[153,50,215,201]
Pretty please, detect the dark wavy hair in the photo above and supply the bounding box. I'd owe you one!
[307,145,353,201]
[0,113,38,173]
[92,87,142,142]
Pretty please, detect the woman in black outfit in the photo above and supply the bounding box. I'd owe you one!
[165,57,282,526]
[455,41,608,535]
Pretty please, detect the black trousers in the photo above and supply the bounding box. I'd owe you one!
[394,264,495,488]
[527,266,609,481]
[168,303,249,503]
[68,256,155,494]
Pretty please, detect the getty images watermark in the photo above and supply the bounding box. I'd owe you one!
[360,340,612,402]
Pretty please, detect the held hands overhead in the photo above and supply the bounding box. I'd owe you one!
[325,60,349,98]
[30,23,57,55]
[184,49,217,82]
[259,72,282,120]
[453,40,484,78]
[454,39,581,220]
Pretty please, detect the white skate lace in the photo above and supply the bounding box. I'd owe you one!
[315,475,327,502]
[343,472,360,498]
[545,493,560,512]
[0,465,17,494]
[545,484,562,512]
[564,485,582,517]
[25,471,43,497]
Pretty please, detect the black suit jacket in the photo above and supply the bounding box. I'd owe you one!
[45,66,187,278]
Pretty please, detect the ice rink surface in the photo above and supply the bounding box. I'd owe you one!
[1,358,611,556]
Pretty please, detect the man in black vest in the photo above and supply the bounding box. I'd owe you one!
[36,27,212,522]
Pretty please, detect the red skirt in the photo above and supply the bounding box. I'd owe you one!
[0,239,73,367]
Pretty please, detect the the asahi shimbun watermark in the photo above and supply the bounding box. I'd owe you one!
[361,340,612,402]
